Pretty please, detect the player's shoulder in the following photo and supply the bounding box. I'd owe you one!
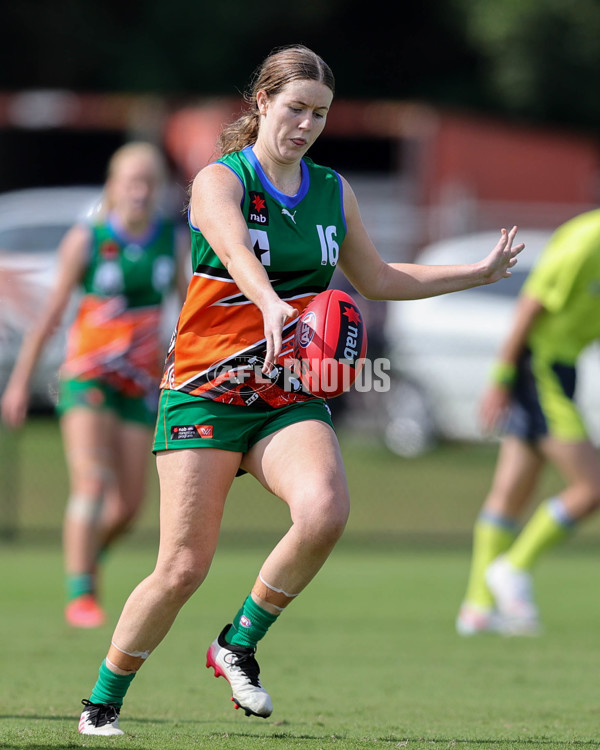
[65,220,94,247]
[193,158,244,198]
[545,208,600,256]
[303,155,340,181]
[554,208,600,238]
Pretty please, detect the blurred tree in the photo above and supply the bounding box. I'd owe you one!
[0,1,481,99]
[4,0,600,131]
[454,0,600,129]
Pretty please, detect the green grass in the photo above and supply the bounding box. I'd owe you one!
[4,544,600,749]
[2,417,600,749]
[8,415,600,543]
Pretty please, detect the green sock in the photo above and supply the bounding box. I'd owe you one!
[508,497,574,571]
[89,660,136,707]
[66,573,94,601]
[463,511,517,607]
[226,595,278,649]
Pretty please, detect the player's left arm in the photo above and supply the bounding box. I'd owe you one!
[337,175,524,301]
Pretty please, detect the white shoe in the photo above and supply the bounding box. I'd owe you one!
[206,625,273,717]
[78,699,124,735]
[455,601,504,636]
[486,556,541,636]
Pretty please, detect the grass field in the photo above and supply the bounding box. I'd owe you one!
[2,417,600,749]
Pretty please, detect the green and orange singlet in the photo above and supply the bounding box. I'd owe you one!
[61,214,177,398]
[160,146,347,409]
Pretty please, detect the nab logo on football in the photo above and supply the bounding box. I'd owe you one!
[334,302,364,366]
[248,191,269,225]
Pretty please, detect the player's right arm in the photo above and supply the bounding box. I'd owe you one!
[1,224,90,428]
[189,164,297,373]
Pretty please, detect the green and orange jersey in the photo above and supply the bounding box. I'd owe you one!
[161,146,347,408]
[62,213,178,397]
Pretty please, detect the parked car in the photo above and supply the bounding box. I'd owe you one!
[0,186,184,412]
[382,229,600,452]
[0,186,104,410]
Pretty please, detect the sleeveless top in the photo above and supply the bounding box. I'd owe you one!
[62,213,177,397]
[161,146,346,408]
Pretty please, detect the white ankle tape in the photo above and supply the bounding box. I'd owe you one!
[110,641,150,660]
[65,493,103,523]
[258,572,299,599]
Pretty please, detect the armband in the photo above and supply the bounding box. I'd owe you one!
[490,361,517,388]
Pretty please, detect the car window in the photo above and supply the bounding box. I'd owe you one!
[0,224,71,253]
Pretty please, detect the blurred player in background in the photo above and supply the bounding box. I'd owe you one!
[76,44,523,736]
[457,209,600,637]
[1,142,189,628]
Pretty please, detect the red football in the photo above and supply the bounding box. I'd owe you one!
[293,289,368,398]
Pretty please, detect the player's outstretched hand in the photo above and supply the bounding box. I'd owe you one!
[262,299,299,374]
[479,226,524,285]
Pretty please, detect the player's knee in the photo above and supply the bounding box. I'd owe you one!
[319,511,348,546]
[326,495,350,537]
[156,553,211,601]
[297,491,349,544]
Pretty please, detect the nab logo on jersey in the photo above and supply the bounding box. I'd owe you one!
[248,192,269,225]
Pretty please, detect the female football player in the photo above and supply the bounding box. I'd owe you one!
[76,45,523,735]
[1,142,189,628]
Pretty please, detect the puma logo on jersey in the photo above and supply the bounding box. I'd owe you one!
[281,208,297,224]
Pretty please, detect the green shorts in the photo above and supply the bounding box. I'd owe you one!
[57,377,158,427]
[153,389,334,454]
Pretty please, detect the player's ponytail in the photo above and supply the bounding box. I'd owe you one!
[218,109,260,155]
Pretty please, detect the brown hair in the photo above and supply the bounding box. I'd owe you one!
[218,45,335,156]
